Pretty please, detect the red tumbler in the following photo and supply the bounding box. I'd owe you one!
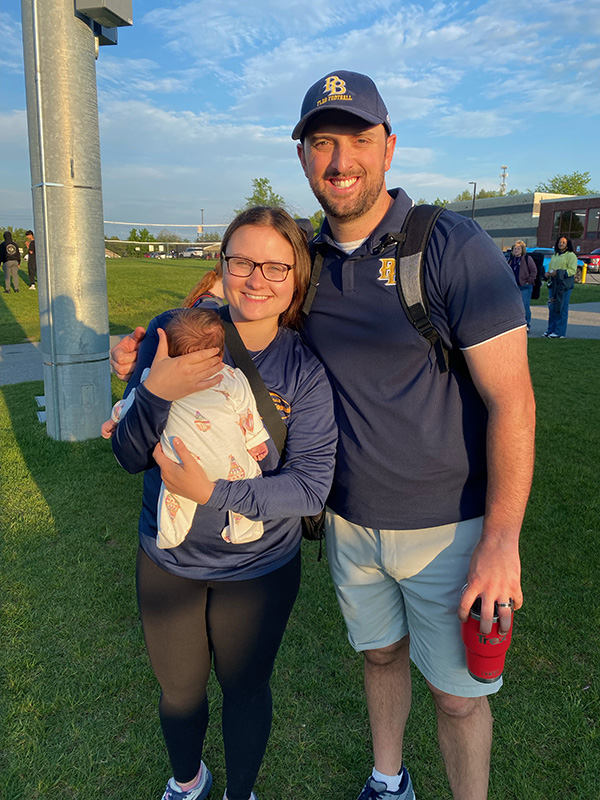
[461,596,513,683]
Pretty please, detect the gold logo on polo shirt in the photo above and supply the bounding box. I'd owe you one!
[378,258,396,286]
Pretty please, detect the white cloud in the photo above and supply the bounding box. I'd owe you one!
[98,57,195,98]
[433,109,510,138]
[0,12,23,73]
[0,110,28,148]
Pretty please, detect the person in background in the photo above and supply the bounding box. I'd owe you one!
[508,240,537,332]
[543,235,578,339]
[111,206,336,800]
[25,230,36,289]
[1,231,21,293]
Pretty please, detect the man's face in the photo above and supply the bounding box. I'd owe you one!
[297,112,396,225]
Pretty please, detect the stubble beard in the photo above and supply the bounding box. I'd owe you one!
[308,168,386,224]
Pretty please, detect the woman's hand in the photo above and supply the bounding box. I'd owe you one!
[144,328,224,401]
[153,438,216,504]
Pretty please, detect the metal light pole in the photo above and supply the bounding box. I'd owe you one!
[21,0,130,440]
[469,181,477,219]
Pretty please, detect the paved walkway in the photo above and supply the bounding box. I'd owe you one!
[1,307,600,386]
[0,335,126,386]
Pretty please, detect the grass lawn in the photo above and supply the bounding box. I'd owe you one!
[1,258,600,346]
[0,258,218,346]
[1,338,599,798]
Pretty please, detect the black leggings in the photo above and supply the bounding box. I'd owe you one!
[136,548,301,800]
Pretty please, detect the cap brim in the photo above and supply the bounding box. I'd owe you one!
[292,107,390,140]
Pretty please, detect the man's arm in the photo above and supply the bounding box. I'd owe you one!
[459,326,536,635]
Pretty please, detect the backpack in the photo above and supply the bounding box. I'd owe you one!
[303,204,452,374]
[527,251,545,300]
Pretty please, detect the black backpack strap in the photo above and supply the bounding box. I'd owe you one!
[218,306,288,456]
[395,204,448,374]
[302,244,325,317]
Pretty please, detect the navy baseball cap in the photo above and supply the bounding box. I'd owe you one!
[292,70,392,141]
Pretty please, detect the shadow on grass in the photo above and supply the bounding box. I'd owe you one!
[2,340,599,799]
[0,378,160,799]
[0,268,36,344]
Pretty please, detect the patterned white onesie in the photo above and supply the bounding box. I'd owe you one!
[112,365,270,548]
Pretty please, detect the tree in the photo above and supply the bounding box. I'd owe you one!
[0,226,28,248]
[453,188,525,203]
[308,209,325,234]
[535,170,595,196]
[235,178,286,214]
[433,197,450,207]
[454,189,473,202]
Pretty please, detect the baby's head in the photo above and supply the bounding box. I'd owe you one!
[164,308,225,358]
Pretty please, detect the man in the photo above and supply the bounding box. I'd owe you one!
[111,71,535,800]
[1,231,21,293]
[25,230,36,289]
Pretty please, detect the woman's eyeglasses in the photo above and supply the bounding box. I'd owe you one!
[223,256,294,282]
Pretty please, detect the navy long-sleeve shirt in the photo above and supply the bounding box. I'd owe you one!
[113,311,337,580]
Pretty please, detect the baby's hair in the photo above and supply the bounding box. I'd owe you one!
[164,308,225,358]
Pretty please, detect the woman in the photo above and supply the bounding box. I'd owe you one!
[183,261,226,309]
[543,235,578,339]
[508,240,537,332]
[112,207,337,800]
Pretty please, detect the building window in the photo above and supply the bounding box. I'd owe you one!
[585,208,600,240]
[552,209,587,240]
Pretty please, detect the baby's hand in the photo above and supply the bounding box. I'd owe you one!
[249,442,269,462]
[101,418,117,439]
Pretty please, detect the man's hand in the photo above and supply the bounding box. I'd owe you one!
[458,536,522,636]
[153,438,215,504]
[110,327,146,381]
[143,329,224,401]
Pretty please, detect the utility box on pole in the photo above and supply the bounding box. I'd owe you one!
[21,0,131,440]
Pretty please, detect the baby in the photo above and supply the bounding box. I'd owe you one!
[103,308,270,547]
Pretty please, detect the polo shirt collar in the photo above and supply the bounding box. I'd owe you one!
[314,187,414,257]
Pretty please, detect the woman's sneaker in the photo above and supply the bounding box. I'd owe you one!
[356,766,415,800]
[161,762,212,800]
[222,792,257,800]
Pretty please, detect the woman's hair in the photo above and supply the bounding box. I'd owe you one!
[220,206,311,329]
[512,240,527,256]
[183,261,223,308]
[164,308,225,358]
[554,235,574,253]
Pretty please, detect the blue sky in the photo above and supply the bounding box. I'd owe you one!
[2,0,599,238]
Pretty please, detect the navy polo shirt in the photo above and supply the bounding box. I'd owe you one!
[302,188,526,530]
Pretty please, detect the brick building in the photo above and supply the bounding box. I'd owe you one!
[444,192,569,250]
[537,195,600,253]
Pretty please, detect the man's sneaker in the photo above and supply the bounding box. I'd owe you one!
[542,332,550,337]
[161,762,212,800]
[29,284,36,290]
[356,766,415,800]
[548,332,565,339]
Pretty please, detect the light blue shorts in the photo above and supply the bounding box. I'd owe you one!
[325,510,502,698]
